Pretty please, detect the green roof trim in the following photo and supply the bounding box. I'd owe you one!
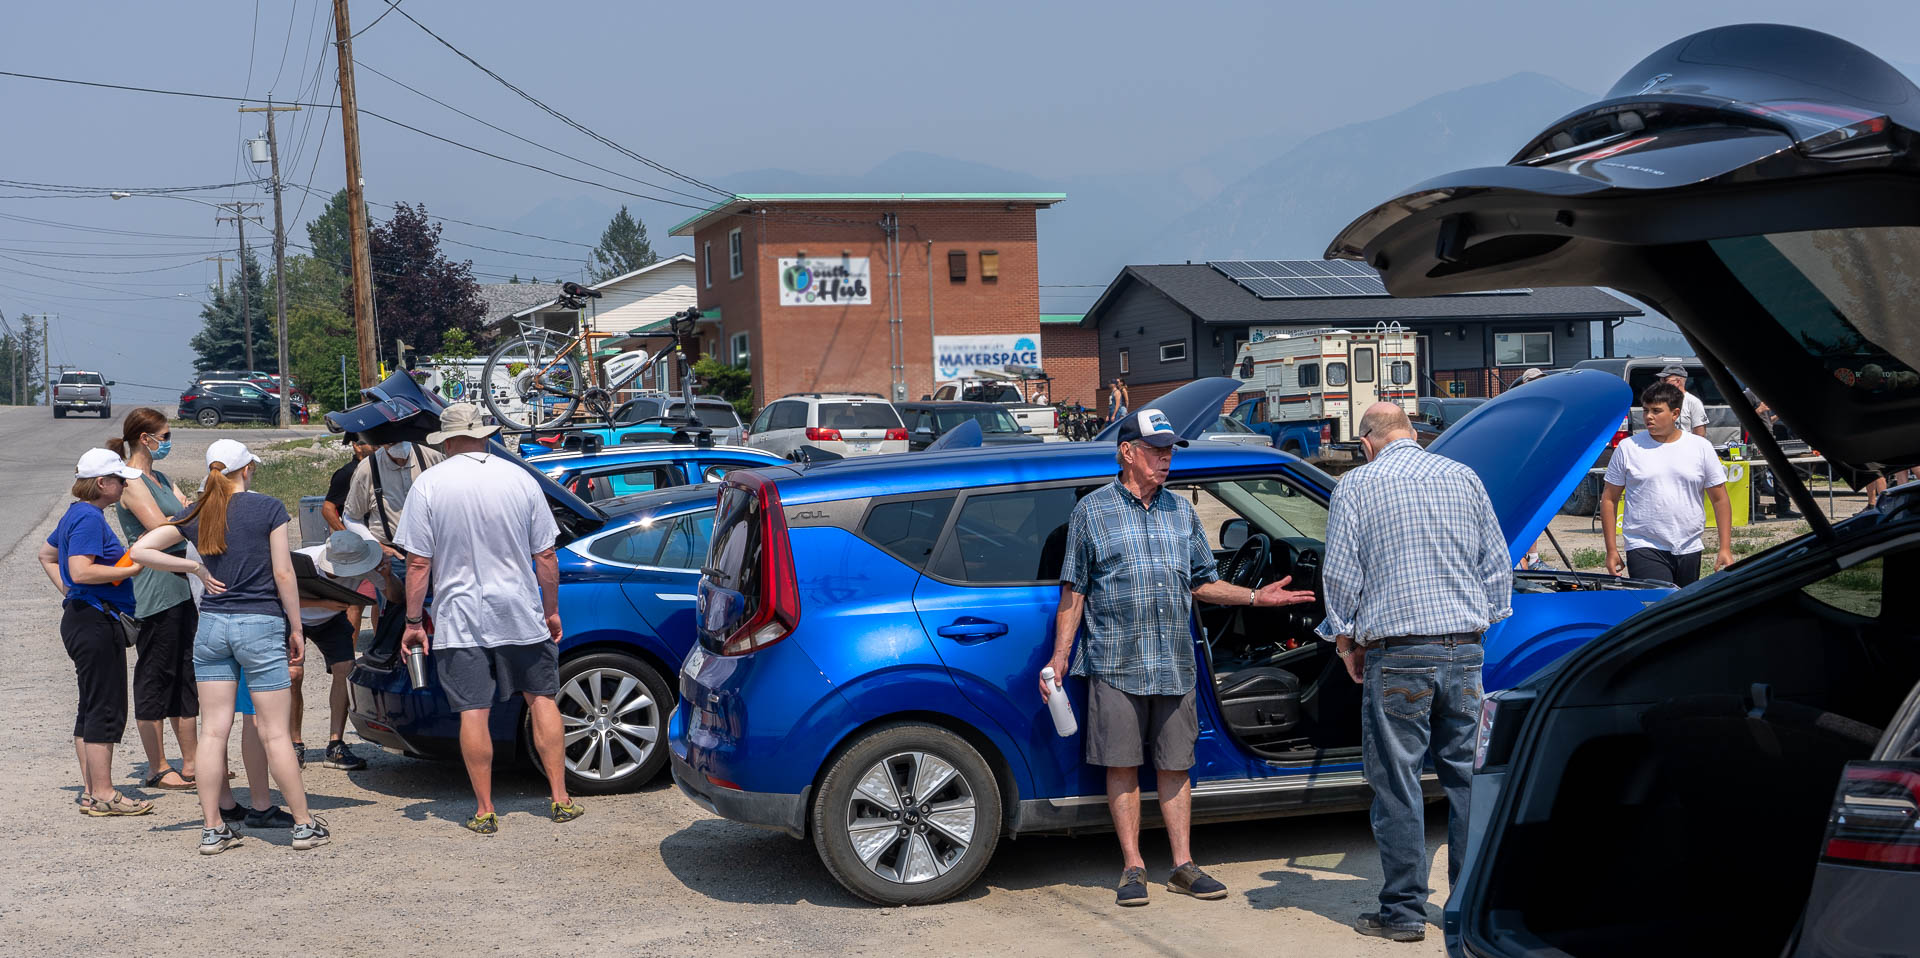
[1039,313,1085,325]
[670,193,1068,235]
[627,318,672,334]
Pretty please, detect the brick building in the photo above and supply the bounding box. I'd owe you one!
[669,193,1068,407]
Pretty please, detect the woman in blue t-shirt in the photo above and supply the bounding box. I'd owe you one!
[37,449,155,817]
[133,438,329,854]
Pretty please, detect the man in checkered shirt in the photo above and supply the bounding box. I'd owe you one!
[1317,402,1511,943]
[1043,408,1314,907]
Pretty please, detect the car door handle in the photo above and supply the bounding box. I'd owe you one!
[936,617,1009,641]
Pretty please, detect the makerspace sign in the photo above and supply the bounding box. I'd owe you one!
[778,257,871,306]
[935,335,1043,380]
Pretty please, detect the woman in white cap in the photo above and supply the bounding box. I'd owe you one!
[132,438,330,854]
[36,449,154,816]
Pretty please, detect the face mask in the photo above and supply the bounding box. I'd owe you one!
[386,442,412,460]
[150,439,172,461]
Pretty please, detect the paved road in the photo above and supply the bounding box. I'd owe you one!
[0,416,1453,957]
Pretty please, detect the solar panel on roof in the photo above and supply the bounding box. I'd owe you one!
[1252,260,1290,275]
[1289,260,1334,277]
[1326,260,1374,276]
[1207,259,1532,299]
[1242,277,1289,297]
[1213,261,1262,278]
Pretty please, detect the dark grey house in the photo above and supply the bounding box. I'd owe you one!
[1077,261,1642,404]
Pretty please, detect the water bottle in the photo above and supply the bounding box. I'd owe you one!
[1041,667,1078,737]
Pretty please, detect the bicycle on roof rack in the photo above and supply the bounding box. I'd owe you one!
[480,281,702,431]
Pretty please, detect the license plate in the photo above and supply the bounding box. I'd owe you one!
[681,645,707,680]
[849,442,875,452]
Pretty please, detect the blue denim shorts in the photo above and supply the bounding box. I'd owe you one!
[193,612,292,692]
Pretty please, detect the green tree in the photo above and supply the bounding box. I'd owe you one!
[189,250,275,372]
[590,205,657,282]
[288,300,360,415]
[0,314,42,405]
[367,202,487,355]
[693,355,753,419]
[306,189,352,278]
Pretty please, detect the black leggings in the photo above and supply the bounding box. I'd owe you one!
[61,602,128,744]
[133,601,199,721]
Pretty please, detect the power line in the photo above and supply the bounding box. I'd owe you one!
[0,177,268,195]
[268,0,302,92]
[348,0,403,40]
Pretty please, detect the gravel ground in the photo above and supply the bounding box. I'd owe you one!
[1,407,1462,957]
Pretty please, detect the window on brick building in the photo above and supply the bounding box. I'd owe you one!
[730,331,750,368]
[979,250,999,282]
[703,242,712,288]
[948,250,967,282]
[1119,348,1130,374]
[728,229,743,279]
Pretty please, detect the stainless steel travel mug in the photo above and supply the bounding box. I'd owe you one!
[406,647,430,690]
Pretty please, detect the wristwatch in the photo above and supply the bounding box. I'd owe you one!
[1335,644,1354,658]
[406,615,424,625]
[1247,586,1258,607]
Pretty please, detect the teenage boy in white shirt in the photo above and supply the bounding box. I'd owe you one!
[1601,380,1734,586]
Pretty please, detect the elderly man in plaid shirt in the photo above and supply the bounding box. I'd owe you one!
[1319,402,1512,943]
[1043,408,1314,908]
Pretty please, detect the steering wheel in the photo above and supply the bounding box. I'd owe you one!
[1221,533,1271,588]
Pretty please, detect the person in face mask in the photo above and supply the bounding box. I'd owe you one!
[109,407,202,791]
[341,437,445,563]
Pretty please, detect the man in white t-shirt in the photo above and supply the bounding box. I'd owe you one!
[1660,364,1710,438]
[395,404,581,834]
[1601,381,1733,587]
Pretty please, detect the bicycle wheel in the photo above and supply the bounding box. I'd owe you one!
[482,329,583,431]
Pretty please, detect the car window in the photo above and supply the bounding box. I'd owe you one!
[934,408,1020,433]
[1325,362,1348,387]
[818,402,900,430]
[655,510,716,569]
[618,399,663,425]
[936,486,1081,583]
[670,403,741,428]
[768,402,806,431]
[705,485,764,629]
[1232,401,1260,424]
[1353,347,1376,383]
[750,405,775,433]
[586,521,673,566]
[861,495,956,570]
[237,385,267,400]
[1627,366,1728,406]
[62,373,102,385]
[1299,362,1320,387]
[1801,559,1881,619]
[1207,477,1328,542]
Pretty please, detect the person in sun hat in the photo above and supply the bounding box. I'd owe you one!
[290,527,384,772]
[36,448,154,817]
[1043,408,1314,906]
[393,403,581,834]
[132,438,330,855]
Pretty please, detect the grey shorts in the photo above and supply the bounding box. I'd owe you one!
[435,642,560,713]
[1084,678,1198,771]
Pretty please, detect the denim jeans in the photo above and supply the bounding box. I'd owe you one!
[1360,638,1483,930]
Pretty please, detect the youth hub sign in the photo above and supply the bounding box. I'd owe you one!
[935,335,1043,380]
[779,257,871,306]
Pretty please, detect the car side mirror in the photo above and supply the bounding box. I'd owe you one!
[1219,518,1250,551]
[106,380,117,386]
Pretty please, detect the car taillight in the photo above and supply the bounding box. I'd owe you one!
[1050,410,1058,429]
[1473,692,1530,771]
[180,393,197,403]
[885,428,907,441]
[719,474,800,656]
[1610,415,1630,447]
[1821,762,1920,868]
[805,427,841,442]
[1473,698,1499,770]
[1319,423,1331,444]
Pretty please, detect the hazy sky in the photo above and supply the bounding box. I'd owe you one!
[4,0,1917,399]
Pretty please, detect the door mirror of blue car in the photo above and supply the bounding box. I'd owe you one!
[1220,518,1251,551]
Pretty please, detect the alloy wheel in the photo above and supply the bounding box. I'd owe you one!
[843,750,978,885]
[557,666,658,783]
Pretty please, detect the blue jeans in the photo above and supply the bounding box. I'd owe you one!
[1360,639,1483,930]
[193,612,292,692]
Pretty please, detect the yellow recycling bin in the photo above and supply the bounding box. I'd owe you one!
[1614,445,1752,534]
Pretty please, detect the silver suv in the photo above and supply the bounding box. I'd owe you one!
[744,393,907,460]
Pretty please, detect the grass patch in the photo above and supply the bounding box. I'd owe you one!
[1803,560,1883,617]
[1732,527,1773,539]
[175,447,351,521]
[170,419,283,430]
[1571,547,1606,569]
[1731,540,1764,556]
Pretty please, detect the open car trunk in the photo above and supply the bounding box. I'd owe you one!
[1466,541,1920,956]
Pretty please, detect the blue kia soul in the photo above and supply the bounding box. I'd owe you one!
[671,372,1674,905]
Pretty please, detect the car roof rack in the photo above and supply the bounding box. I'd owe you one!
[780,392,887,399]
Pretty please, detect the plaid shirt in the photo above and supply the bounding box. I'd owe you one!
[1315,438,1512,646]
[1061,479,1219,695]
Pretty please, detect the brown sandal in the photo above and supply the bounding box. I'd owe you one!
[144,769,195,790]
[80,793,155,817]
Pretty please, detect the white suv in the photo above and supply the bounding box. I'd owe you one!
[745,393,908,459]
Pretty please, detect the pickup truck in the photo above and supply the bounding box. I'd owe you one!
[929,380,1058,438]
[53,371,112,419]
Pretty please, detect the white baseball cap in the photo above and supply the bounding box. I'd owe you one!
[75,448,142,480]
[206,438,261,475]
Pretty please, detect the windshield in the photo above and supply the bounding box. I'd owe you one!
[668,403,741,428]
[1209,477,1329,542]
[818,402,901,430]
[961,384,1023,403]
[1710,228,1920,402]
[62,374,102,385]
[616,400,662,425]
[934,408,1021,433]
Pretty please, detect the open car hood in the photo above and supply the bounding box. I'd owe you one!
[324,370,602,531]
[1327,23,1920,482]
[1427,370,1630,565]
[1092,377,1242,442]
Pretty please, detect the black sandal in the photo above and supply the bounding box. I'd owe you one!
[144,768,195,790]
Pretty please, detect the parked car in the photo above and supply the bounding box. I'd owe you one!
[1325,22,1920,958]
[745,393,908,459]
[1415,397,1487,434]
[178,379,306,426]
[1571,356,1737,444]
[929,377,1060,438]
[334,369,708,795]
[670,371,1671,905]
[894,401,1045,451]
[52,371,112,419]
[612,394,746,446]
[196,369,310,406]
[1198,414,1274,447]
[526,444,785,503]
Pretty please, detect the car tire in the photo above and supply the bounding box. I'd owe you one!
[52,408,64,419]
[1561,472,1604,517]
[533,650,673,795]
[1280,440,1303,456]
[101,406,111,419]
[197,408,222,427]
[811,722,1003,906]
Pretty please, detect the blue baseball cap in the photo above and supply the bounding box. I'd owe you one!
[1116,408,1188,448]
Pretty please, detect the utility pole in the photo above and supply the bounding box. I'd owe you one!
[0,313,15,405]
[332,0,379,390]
[214,202,263,370]
[204,254,232,290]
[35,314,54,407]
[243,98,302,427]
